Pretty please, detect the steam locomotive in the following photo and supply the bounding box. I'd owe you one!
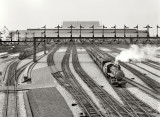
[87,47,127,87]
[18,46,45,60]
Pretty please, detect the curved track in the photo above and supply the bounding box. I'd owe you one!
[96,45,160,94]
[47,44,104,117]
[72,45,135,117]
[3,59,19,117]
[104,45,160,71]
[85,45,159,116]
[61,45,104,117]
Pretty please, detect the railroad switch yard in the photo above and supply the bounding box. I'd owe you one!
[1,1,160,115]
[0,42,160,117]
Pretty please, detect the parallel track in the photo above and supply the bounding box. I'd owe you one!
[86,45,159,116]
[61,45,104,117]
[97,45,160,94]
[47,44,104,116]
[3,59,19,117]
[72,45,135,117]
[105,45,160,71]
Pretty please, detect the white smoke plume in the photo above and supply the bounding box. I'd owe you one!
[115,44,160,63]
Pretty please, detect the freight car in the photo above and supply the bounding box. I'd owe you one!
[87,47,127,87]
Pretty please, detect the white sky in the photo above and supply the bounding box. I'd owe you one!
[0,0,160,35]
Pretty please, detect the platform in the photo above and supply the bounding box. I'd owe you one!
[27,87,73,117]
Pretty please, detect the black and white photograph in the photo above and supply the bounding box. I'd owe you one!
[0,0,160,116]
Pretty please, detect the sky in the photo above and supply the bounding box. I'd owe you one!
[0,0,160,35]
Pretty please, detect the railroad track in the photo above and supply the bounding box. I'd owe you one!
[72,45,136,117]
[3,59,19,117]
[86,45,160,100]
[2,47,50,117]
[103,45,160,71]
[85,45,159,116]
[114,88,159,117]
[26,54,47,80]
[61,45,104,117]
[141,61,160,71]
[95,45,160,94]
[47,44,104,116]
[129,63,160,78]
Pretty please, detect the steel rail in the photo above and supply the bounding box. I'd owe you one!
[94,45,160,93]
[90,45,159,116]
[72,45,134,117]
[61,45,104,117]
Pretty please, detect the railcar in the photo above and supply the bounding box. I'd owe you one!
[87,47,127,87]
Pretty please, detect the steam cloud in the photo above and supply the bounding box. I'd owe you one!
[115,44,160,63]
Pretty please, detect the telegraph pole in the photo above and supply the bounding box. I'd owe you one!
[10,32,13,42]
[144,25,152,37]
[55,25,62,37]
[102,25,107,37]
[25,32,28,42]
[89,25,94,37]
[134,25,139,44]
[157,25,160,37]
[79,25,84,38]
[16,30,20,44]
[124,25,129,44]
[0,32,2,46]
[124,25,129,38]
[33,37,36,62]
[111,25,117,43]
[41,25,46,54]
[111,25,116,38]
[68,25,75,42]
[102,25,107,42]
[144,25,152,43]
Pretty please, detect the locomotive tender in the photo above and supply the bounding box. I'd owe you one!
[87,47,127,87]
[18,46,44,60]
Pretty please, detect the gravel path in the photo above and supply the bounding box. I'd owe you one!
[0,93,5,117]
[18,91,27,117]
[56,85,82,117]
[27,87,73,117]
[31,67,56,87]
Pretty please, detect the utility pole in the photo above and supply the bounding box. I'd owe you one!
[157,25,160,37]
[25,32,28,42]
[102,25,107,42]
[41,25,46,54]
[111,25,116,37]
[68,25,75,42]
[33,37,36,62]
[10,32,13,42]
[55,25,62,37]
[124,25,129,38]
[89,25,94,37]
[79,25,84,38]
[111,25,117,43]
[144,25,152,43]
[124,25,129,44]
[144,25,152,38]
[134,25,139,44]
[0,32,2,46]
[79,25,84,43]
[16,30,20,44]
